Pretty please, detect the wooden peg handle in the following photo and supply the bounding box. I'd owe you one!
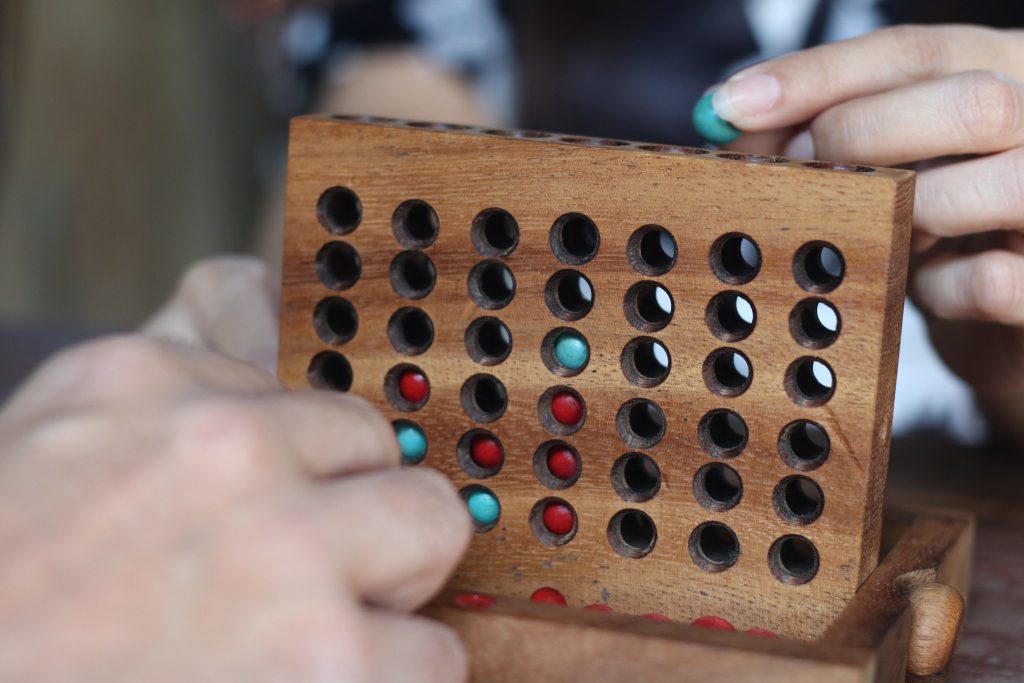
[907,583,964,677]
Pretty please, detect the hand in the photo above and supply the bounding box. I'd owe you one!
[0,335,471,682]
[712,25,1024,441]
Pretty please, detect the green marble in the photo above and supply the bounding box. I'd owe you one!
[692,91,741,146]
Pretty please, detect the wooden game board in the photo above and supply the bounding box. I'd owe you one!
[277,115,915,639]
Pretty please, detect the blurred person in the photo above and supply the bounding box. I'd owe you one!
[2,2,1024,681]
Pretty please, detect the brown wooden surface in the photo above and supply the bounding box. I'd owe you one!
[278,116,915,638]
[422,506,973,683]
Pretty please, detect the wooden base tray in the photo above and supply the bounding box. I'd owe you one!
[423,506,973,683]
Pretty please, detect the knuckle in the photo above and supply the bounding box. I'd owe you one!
[889,25,949,80]
[968,253,1024,319]
[65,334,177,390]
[954,71,1023,146]
[173,399,276,484]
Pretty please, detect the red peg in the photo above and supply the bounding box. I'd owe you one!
[546,446,580,480]
[550,391,584,426]
[584,604,614,613]
[542,501,575,536]
[470,434,503,469]
[398,370,429,403]
[530,587,567,606]
[692,615,735,631]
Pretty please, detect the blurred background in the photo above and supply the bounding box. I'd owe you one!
[1,0,1022,436]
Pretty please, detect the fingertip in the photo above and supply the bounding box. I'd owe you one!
[693,90,742,146]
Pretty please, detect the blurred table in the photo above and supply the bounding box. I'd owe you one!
[0,325,1021,680]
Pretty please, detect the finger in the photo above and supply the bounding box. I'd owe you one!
[913,148,1024,240]
[362,611,468,683]
[712,25,1020,130]
[724,127,799,156]
[3,335,277,420]
[804,71,1024,166]
[143,256,280,373]
[313,468,471,611]
[256,390,401,477]
[912,250,1024,325]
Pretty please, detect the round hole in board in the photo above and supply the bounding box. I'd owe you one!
[392,199,440,248]
[389,250,437,300]
[769,535,820,584]
[607,509,658,559]
[312,297,358,345]
[710,233,761,285]
[693,463,743,512]
[790,298,841,349]
[544,270,595,321]
[316,186,362,235]
[307,351,353,392]
[468,260,517,310]
[460,374,508,423]
[785,357,836,407]
[705,291,757,342]
[460,484,501,533]
[383,363,430,412]
[697,409,748,459]
[624,281,674,332]
[716,152,788,164]
[610,453,661,503]
[464,317,513,366]
[456,429,505,479]
[627,225,677,276]
[778,420,830,471]
[702,348,753,397]
[533,440,582,490]
[689,521,740,572]
[774,476,825,525]
[386,307,435,356]
[793,242,845,293]
[471,208,520,257]
[530,497,579,547]
[540,327,591,377]
[804,161,875,173]
[615,398,666,449]
[550,213,600,265]
[637,144,710,154]
[315,241,362,291]
[620,337,671,388]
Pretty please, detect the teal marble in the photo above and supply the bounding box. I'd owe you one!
[395,423,427,464]
[692,92,741,146]
[554,331,589,370]
[466,490,501,526]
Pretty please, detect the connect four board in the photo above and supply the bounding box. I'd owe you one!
[277,115,914,640]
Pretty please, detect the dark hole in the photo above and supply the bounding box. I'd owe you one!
[475,379,505,414]
[551,213,599,264]
[789,422,829,461]
[699,410,748,458]
[625,282,673,332]
[393,200,440,247]
[313,297,358,344]
[622,454,660,499]
[791,359,835,403]
[794,243,845,293]
[692,523,739,569]
[625,338,670,386]
[704,465,741,504]
[711,234,761,284]
[388,308,434,355]
[705,349,752,396]
[546,271,594,321]
[462,375,508,422]
[629,401,664,439]
[315,241,361,291]
[317,186,362,235]
[793,299,841,347]
[476,319,511,359]
[628,226,676,275]
[307,351,353,392]
[473,209,519,255]
[708,292,756,341]
[774,536,819,582]
[390,251,436,299]
[480,263,514,303]
[780,477,824,521]
[620,511,655,549]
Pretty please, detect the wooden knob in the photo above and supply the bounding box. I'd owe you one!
[907,583,964,677]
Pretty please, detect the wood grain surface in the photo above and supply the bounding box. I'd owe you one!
[278,116,915,638]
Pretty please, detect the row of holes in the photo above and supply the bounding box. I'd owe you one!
[457,484,820,584]
[329,115,876,174]
[312,288,839,353]
[315,188,849,294]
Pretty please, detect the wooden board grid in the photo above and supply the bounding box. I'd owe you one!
[278,115,915,639]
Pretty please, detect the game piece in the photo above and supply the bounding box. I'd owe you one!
[541,501,576,536]
[398,368,429,403]
[584,603,614,612]
[530,587,568,605]
[692,91,741,145]
[466,489,501,527]
[454,593,497,610]
[278,115,917,639]
[692,615,735,631]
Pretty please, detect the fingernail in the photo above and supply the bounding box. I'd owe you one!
[784,131,814,159]
[712,73,781,122]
